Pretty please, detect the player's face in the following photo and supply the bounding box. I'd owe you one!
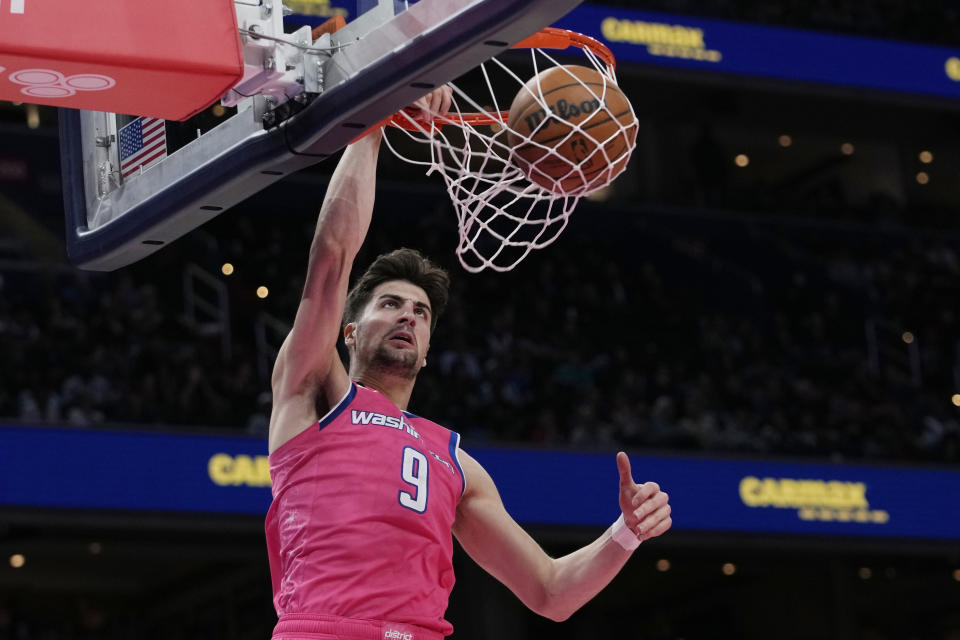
[348,280,432,379]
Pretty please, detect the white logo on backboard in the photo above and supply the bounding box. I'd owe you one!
[6,68,115,98]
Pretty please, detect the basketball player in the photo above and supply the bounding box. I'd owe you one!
[265,87,672,640]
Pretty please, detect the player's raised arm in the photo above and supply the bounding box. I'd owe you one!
[268,129,383,451]
[452,451,671,622]
[268,87,452,453]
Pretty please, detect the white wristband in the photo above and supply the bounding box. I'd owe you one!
[611,514,641,550]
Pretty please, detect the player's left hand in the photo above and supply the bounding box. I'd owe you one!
[406,85,453,121]
[617,451,672,543]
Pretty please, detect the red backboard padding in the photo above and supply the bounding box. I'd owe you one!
[0,0,243,120]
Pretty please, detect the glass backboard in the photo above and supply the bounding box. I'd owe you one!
[59,0,584,270]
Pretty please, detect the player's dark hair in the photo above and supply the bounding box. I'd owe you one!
[344,248,450,332]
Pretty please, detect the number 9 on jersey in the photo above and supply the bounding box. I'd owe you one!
[399,447,429,513]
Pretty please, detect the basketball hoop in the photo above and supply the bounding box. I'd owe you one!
[381,28,637,273]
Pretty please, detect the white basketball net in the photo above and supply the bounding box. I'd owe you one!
[382,40,637,273]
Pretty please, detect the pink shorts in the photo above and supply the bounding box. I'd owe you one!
[272,613,445,640]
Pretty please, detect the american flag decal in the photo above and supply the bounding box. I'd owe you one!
[118,116,167,178]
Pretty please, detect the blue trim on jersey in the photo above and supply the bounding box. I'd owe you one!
[317,382,357,431]
[449,431,465,496]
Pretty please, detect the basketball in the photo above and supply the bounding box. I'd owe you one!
[506,65,638,195]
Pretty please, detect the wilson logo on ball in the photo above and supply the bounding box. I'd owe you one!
[507,65,638,196]
[524,97,601,130]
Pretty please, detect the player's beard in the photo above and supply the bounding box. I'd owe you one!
[369,343,419,380]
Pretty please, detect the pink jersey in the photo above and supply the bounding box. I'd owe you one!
[265,382,465,637]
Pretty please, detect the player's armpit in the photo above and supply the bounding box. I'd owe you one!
[272,253,348,393]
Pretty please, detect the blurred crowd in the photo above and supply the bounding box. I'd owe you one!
[2,186,958,465]
[0,265,262,432]
[410,209,960,464]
